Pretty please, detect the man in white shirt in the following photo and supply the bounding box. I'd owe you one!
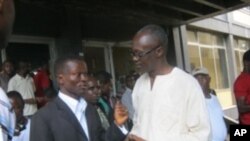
[7,91,30,141]
[0,60,14,93]
[192,67,227,141]
[31,55,129,141]
[0,88,15,141]
[128,24,211,141]
[8,61,37,117]
[0,0,16,141]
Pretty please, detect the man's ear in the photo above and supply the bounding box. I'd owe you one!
[156,47,164,57]
[57,74,64,86]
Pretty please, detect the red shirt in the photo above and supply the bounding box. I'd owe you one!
[33,69,50,108]
[234,72,250,125]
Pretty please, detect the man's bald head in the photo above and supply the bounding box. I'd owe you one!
[135,24,168,51]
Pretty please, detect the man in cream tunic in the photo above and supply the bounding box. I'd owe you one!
[128,24,211,141]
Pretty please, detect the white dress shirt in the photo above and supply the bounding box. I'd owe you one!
[58,91,89,140]
[59,91,128,137]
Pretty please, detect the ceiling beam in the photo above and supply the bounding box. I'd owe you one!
[193,0,225,10]
[241,0,250,2]
[17,0,62,13]
[78,7,183,25]
[74,1,185,25]
[186,2,249,24]
[140,0,203,17]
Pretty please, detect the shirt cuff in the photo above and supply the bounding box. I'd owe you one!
[117,124,128,135]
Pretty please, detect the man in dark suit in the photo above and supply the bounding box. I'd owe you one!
[30,55,128,141]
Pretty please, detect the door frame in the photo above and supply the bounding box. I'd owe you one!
[8,35,56,61]
[82,40,132,96]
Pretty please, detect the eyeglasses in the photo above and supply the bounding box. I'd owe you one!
[130,45,161,59]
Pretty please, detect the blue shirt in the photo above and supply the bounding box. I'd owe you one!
[206,94,227,141]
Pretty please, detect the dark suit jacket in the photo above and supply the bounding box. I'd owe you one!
[30,97,126,141]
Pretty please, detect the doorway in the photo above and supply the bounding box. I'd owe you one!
[5,43,50,71]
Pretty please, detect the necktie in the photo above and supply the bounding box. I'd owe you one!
[76,98,89,140]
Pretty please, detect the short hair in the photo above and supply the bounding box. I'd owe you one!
[243,49,250,62]
[88,75,96,81]
[2,60,13,66]
[54,55,84,76]
[7,91,25,107]
[17,61,28,70]
[136,24,168,49]
[94,71,112,85]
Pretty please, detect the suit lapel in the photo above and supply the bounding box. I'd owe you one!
[55,97,88,141]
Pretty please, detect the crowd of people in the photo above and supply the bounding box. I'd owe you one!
[1,0,250,141]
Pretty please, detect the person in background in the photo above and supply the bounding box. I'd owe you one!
[0,0,16,140]
[84,76,110,130]
[7,91,30,141]
[33,61,52,108]
[192,67,227,141]
[234,49,250,125]
[128,24,210,141]
[121,73,139,131]
[0,60,14,93]
[95,71,115,122]
[116,76,126,100]
[122,73,138,120]
[8,61,37,117]
[30,55,128,141]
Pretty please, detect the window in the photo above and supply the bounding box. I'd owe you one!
[200,47,217,89]
[187,31,197,42]
[113,47,135,76]
[234,38,250,75]
[198,32,212,45]
[187,45,200,70]
[214,49,229,88]
[187,30,229,89]
[213,34,224,46]
[84,47,106,73]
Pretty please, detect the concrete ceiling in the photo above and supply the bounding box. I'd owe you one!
[15,0,250,41]
[17,0,250,25]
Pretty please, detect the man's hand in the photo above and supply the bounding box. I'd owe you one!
[127,134,146,141]
[36,97,47,103]
[24,98,37,104]
[114,100,128,126]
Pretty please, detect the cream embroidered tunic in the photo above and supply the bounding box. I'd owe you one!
[131,67,211,141]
